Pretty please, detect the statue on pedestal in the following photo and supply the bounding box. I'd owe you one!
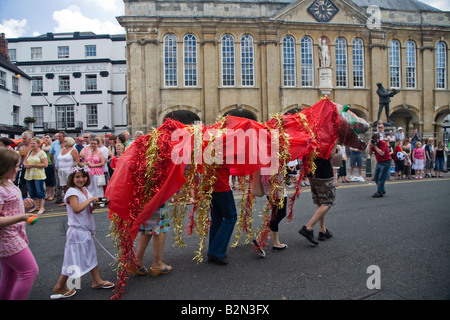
[319,38,331,68]
[376,82,399,124]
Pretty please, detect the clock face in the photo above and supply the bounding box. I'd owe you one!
[307,0,339,23]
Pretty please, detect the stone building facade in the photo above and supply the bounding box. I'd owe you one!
[118,0,450,140]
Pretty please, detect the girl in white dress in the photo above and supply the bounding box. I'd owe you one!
[51,163,113,299]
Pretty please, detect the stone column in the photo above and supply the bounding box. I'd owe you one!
[201,26,219,125]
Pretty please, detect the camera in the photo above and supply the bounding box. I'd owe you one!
[371,139,376,144]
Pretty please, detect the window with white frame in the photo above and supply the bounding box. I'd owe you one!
[0,71,6,88]
[32,106,44,127]
[164,34,178,87]
[56,105,74,128]
[352,38,365,87]
[301,36,314,87]
[283,36,296,87]
[85,45,97,57]
[222,34,235,86]
[241,34,255,86]
[183,34,197,87]
[406,40,416,88]
[335,37,348,87]
[32,76,43,93]
[12,76,19,93]
[58,46,69,58]
[86,104,98,126]
[12,106,20,125]
[389,40,401,88]
[31,47,42,60]
[85,74,97,91]
[59,75,70,92]
[436,41,447,89]
[8,49,16,61]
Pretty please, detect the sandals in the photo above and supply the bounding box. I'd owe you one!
[92,281,114,289]
[149,264,172,277]
[127,266,148,276]
[50,288,76,300]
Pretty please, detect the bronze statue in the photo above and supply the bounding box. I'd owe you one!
[376,82,399,123]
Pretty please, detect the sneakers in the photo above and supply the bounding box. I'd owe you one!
[318,229,333,241]
[298,226,319,245]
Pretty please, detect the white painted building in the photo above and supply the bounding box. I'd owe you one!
[0,33,32,137]
[7,32,127,136]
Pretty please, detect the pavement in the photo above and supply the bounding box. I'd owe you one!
[14,172,450,308]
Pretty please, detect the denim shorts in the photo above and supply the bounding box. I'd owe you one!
[308,177,336,207]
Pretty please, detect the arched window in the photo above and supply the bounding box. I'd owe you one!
[183,34,197,87]
[282,36,296,87]
[241,34,255,86]
[164,34,177,87]
[352,38,364,87]
[406,40,416,88]
[335,37,348,87]
[436,41,447,89]
[301,36,314,87]
[221,34,235,86]
[389,40,401,88]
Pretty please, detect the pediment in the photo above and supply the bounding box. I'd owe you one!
[272,0,367,25]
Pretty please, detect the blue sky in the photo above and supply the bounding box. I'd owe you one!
[0,0,449,38]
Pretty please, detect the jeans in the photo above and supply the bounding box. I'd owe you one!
[208,190,237,259]
[26,179,46,200]
[374,160,391,194]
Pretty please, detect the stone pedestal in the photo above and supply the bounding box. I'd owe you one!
[318,67,333,96]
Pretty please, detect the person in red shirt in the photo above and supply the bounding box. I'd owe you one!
[369,133,392,198]
[207,166,237,265]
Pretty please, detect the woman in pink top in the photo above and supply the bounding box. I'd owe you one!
[412,141,425,179]
[0,149,39,300]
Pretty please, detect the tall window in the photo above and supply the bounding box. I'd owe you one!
[12,76,19,93]
[241,34,255,86]
[0,71,5,88]
[335,37,348,87]
[85,74,97,91]
[301,36,314,87]
[32,76,43,93]
[8,49,16,61]
[436,41,447,89]
[283,36,296,87]
[86,104,98,126]
[183,34,197,87]
[389,40,401,88]
[405,41,416,88]
[164,34,178,87]
[222,34,235,86]
[352,38,365,87]
[59,75,70,92]
[56,105,75,129]
[32,106,44,128]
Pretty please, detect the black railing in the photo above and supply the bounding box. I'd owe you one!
[43,121,83,131]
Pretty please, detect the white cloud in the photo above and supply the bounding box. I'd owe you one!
[88,0,122,12]
[0,18,28,38]
[52,5,124,35]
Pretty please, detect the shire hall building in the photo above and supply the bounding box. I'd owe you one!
[118,0,449,140]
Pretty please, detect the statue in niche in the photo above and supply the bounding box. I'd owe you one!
[319,38,331,68]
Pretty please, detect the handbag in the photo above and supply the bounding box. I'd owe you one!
[96,174,106,187]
